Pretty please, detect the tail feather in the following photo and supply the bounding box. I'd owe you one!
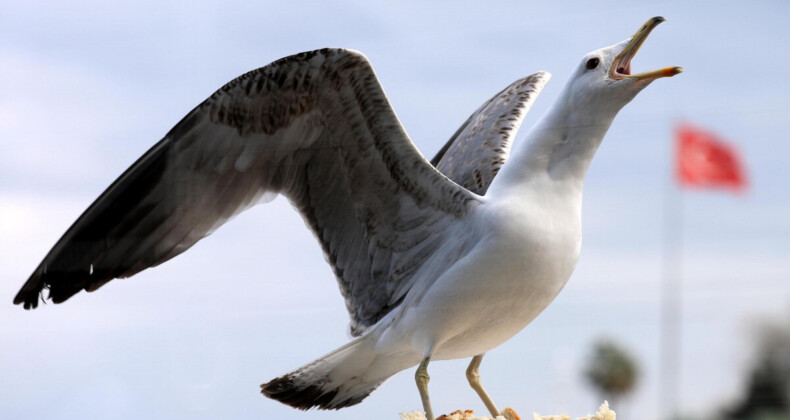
[262,373,380,410]
[261,336,413,410]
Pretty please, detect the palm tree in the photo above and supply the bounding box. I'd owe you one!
[584,339,640,409]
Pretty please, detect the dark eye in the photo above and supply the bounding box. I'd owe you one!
[586,57,600,70]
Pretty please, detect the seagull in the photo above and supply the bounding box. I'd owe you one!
[15,17,681,420]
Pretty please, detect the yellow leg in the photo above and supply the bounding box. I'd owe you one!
[415,357,434,420]
[466,354,500,417]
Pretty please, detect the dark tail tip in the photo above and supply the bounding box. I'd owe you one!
[261,374,369,410]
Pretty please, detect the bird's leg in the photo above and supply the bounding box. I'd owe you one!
[415,356,434,420]
[466,353,500,417]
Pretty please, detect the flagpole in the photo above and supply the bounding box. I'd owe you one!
[660,131,683,420]
[658,122,747,419]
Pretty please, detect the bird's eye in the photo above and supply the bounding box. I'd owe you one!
[586,57,600,70]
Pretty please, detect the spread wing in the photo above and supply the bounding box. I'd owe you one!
[431,72,550,195]
[15,48,480,335]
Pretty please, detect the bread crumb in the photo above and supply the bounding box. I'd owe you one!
[400,401,614,420]
[532,401,615,420]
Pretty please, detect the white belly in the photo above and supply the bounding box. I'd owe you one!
[378,211,581,360]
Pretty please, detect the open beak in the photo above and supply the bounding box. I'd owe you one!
[610,16,683,81]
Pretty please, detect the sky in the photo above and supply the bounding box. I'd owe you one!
[2,1,789,419]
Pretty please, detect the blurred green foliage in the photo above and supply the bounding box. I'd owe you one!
[584,339,639,406]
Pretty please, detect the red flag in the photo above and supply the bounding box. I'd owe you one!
[676,124,747,191]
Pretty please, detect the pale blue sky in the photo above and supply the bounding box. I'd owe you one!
[2,1,789,419]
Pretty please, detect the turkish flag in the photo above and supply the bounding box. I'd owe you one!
[676,124,747,191]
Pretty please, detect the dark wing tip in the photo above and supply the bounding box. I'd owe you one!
[14,268,109,310]
[13,270,45,309]
[13,292,38,310]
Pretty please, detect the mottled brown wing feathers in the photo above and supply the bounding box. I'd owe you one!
[15,49,479,336]
[432,72,550,195]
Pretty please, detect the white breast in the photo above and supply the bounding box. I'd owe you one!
[381,180,583,360]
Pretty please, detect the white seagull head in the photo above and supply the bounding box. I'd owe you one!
[564,16,683,117]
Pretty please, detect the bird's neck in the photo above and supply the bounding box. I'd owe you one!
[486,87,617,201]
